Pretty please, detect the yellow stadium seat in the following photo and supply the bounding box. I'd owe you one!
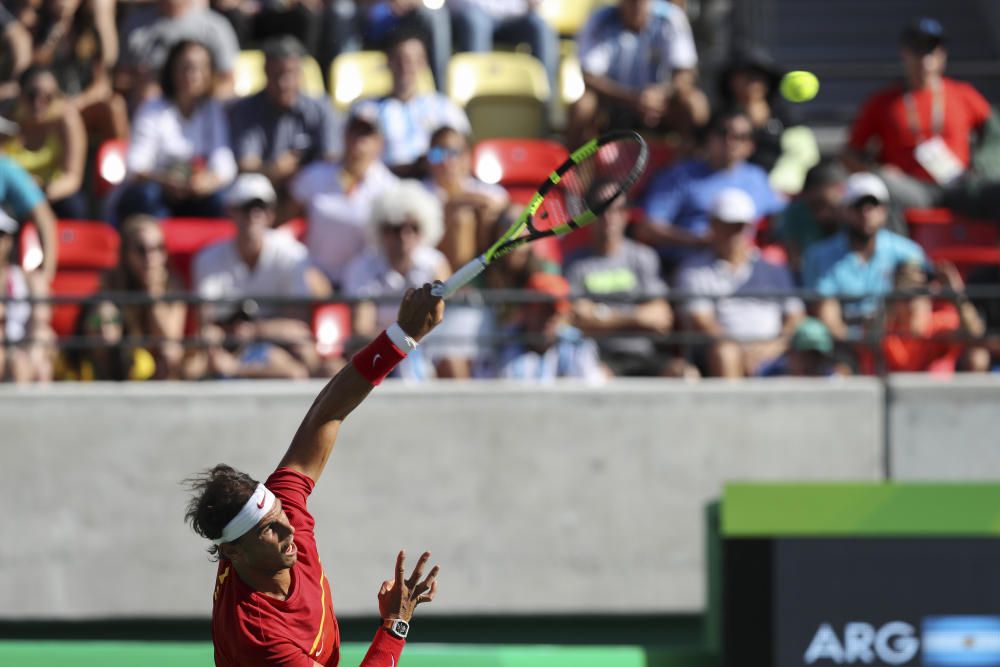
[447,52,551,140]
[539,0,614,36]
[328,50,435,110]
[234,50,328,97]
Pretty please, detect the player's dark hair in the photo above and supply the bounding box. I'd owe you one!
[802,159,847,192]
[160,39,216,102]
[184,464,260,560]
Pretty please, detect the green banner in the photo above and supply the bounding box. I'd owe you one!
[722,483,1000,536]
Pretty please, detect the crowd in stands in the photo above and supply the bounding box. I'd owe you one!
[1,1,999,383]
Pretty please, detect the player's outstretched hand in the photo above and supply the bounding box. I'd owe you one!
[397,283,444,343]
[378,550,439,623]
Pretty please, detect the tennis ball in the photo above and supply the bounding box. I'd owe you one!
[780,71,819,103]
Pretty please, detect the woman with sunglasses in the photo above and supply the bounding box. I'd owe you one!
[100,215,187,379]
[2,66,88,219]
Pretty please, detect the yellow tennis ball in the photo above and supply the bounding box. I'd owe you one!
[780,71,820,103]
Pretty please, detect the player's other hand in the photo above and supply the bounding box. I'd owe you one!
[378,550,439,622]
[397,283,444,343]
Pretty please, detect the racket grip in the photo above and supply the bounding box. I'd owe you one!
[432,256,487,299]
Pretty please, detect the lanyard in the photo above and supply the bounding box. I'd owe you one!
[903,79,944,141]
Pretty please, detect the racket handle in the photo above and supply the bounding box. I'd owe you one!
[432,256,487,299]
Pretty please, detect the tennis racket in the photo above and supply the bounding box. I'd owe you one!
[431,130,649,299]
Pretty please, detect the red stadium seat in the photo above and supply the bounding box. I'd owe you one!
[472,138,569,189]
[313,303,352,359]
[20,220,119,272]
[629,140,677,199]
[160,217,237,287]
[906,208,1000,274]
[49,270,103,337]
[94,139,128,197]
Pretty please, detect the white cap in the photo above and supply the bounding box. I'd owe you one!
[224,173,277,208]
[842,172,889,205]
[710,188,757,224]
[0,209,18,235]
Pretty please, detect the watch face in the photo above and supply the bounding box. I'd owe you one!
[392,620,408,637]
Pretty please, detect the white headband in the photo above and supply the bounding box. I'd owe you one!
[213,484,276,545]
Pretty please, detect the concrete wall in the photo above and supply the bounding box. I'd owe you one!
[1,379,884,620]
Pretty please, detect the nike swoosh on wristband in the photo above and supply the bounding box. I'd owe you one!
[372,354,382,367]
[256,495,265,509]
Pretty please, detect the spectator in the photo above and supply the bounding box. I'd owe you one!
[117,0,240,106]
[448,0,558,102]
[317,0,363,80]
[967,248,1000,372]
[756,317,844,378]
[676,188,804,378]
[342,179,450,379]
[3,66,88,219]
[359,0,451,91]
[638,108,785,275]
[423,125,509,270]
[212,0,321,56]
[483,272,606,382]
[569,0,709,147]
[843,18,991,230]
[802,172,927,341]
[228,36,340,206]
[0,4,32,114]
[564,179,679,377]
[0,208,55,382]
[0,155,58,284]
[117,40,237,223]
[27,0,127,141]
[101,215,187,379]
[55,300,159,381]
[772,160,847,273]
[880,261,984,373]
[351,26,470,177]
[718,46,819,194]
[290,107,399,288]
[192,173,330,380]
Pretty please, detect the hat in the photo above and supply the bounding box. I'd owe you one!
[842,172,889,206]
[791,318,833,355]
[901,17,947,52]
[346,104,381,134]
[710,188,757,224]
[525,272,571,314]
[0,209,19,235]
[225,173,276,208]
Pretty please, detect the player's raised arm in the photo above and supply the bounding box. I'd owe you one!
[279,284,444,483]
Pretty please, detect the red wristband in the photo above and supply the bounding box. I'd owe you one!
[352,331,407,385]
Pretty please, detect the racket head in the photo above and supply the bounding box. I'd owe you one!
[485,131,649,262]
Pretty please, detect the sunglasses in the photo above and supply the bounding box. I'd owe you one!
[381,222,421,236]
[131,242,166,257]
[87,312,122,328]
[427,146,462,165]
[849,196,883,210]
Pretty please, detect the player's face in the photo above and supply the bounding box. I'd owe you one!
[233,499,298,571]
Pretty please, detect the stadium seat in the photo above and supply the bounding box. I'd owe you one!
[313,303,352,359]
[447,52,550,140]
[328,50,435,110]
[160,217,237,287]
[539,0,612,36]
[20,220,119,272]
[94,139,128,197]
[906,208,1000,273]
[234,50,327,97]
[472,138,569,188]
[49,270,103,337]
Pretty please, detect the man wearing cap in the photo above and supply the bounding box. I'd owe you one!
[675,188,804,378]
[228,37,341,204]
[290,107,399,288]
[185,283,445,666]
[802,172,927,341]
[757,317,842,378]
[192,173,331,379]
[843,17,991,225]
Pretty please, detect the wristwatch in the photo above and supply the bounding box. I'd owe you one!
[384,618,409,640]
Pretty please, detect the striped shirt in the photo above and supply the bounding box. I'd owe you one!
[449,0,533,19]
[352,94,471,167]
[577,2,698,90]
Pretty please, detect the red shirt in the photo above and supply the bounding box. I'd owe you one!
[883,306,963,373]
[848,77,991,182]
[212,467,405,666]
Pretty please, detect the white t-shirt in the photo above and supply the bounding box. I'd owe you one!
[127,98,237,185]
[193,230,312,323]
[3,265,30,343]
[291,161,399,285]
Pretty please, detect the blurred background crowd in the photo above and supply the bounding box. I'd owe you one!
[1,0,1000,382]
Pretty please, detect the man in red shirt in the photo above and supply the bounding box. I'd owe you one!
[185,283,445,666]
[843,17,992,230]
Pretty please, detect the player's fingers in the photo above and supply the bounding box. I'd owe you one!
[416,580,438,604]
[379,580,393,596]
[406,551,431,588]
[394,550,406,587]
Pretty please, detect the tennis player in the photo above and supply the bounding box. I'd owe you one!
[185,283,445,666]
